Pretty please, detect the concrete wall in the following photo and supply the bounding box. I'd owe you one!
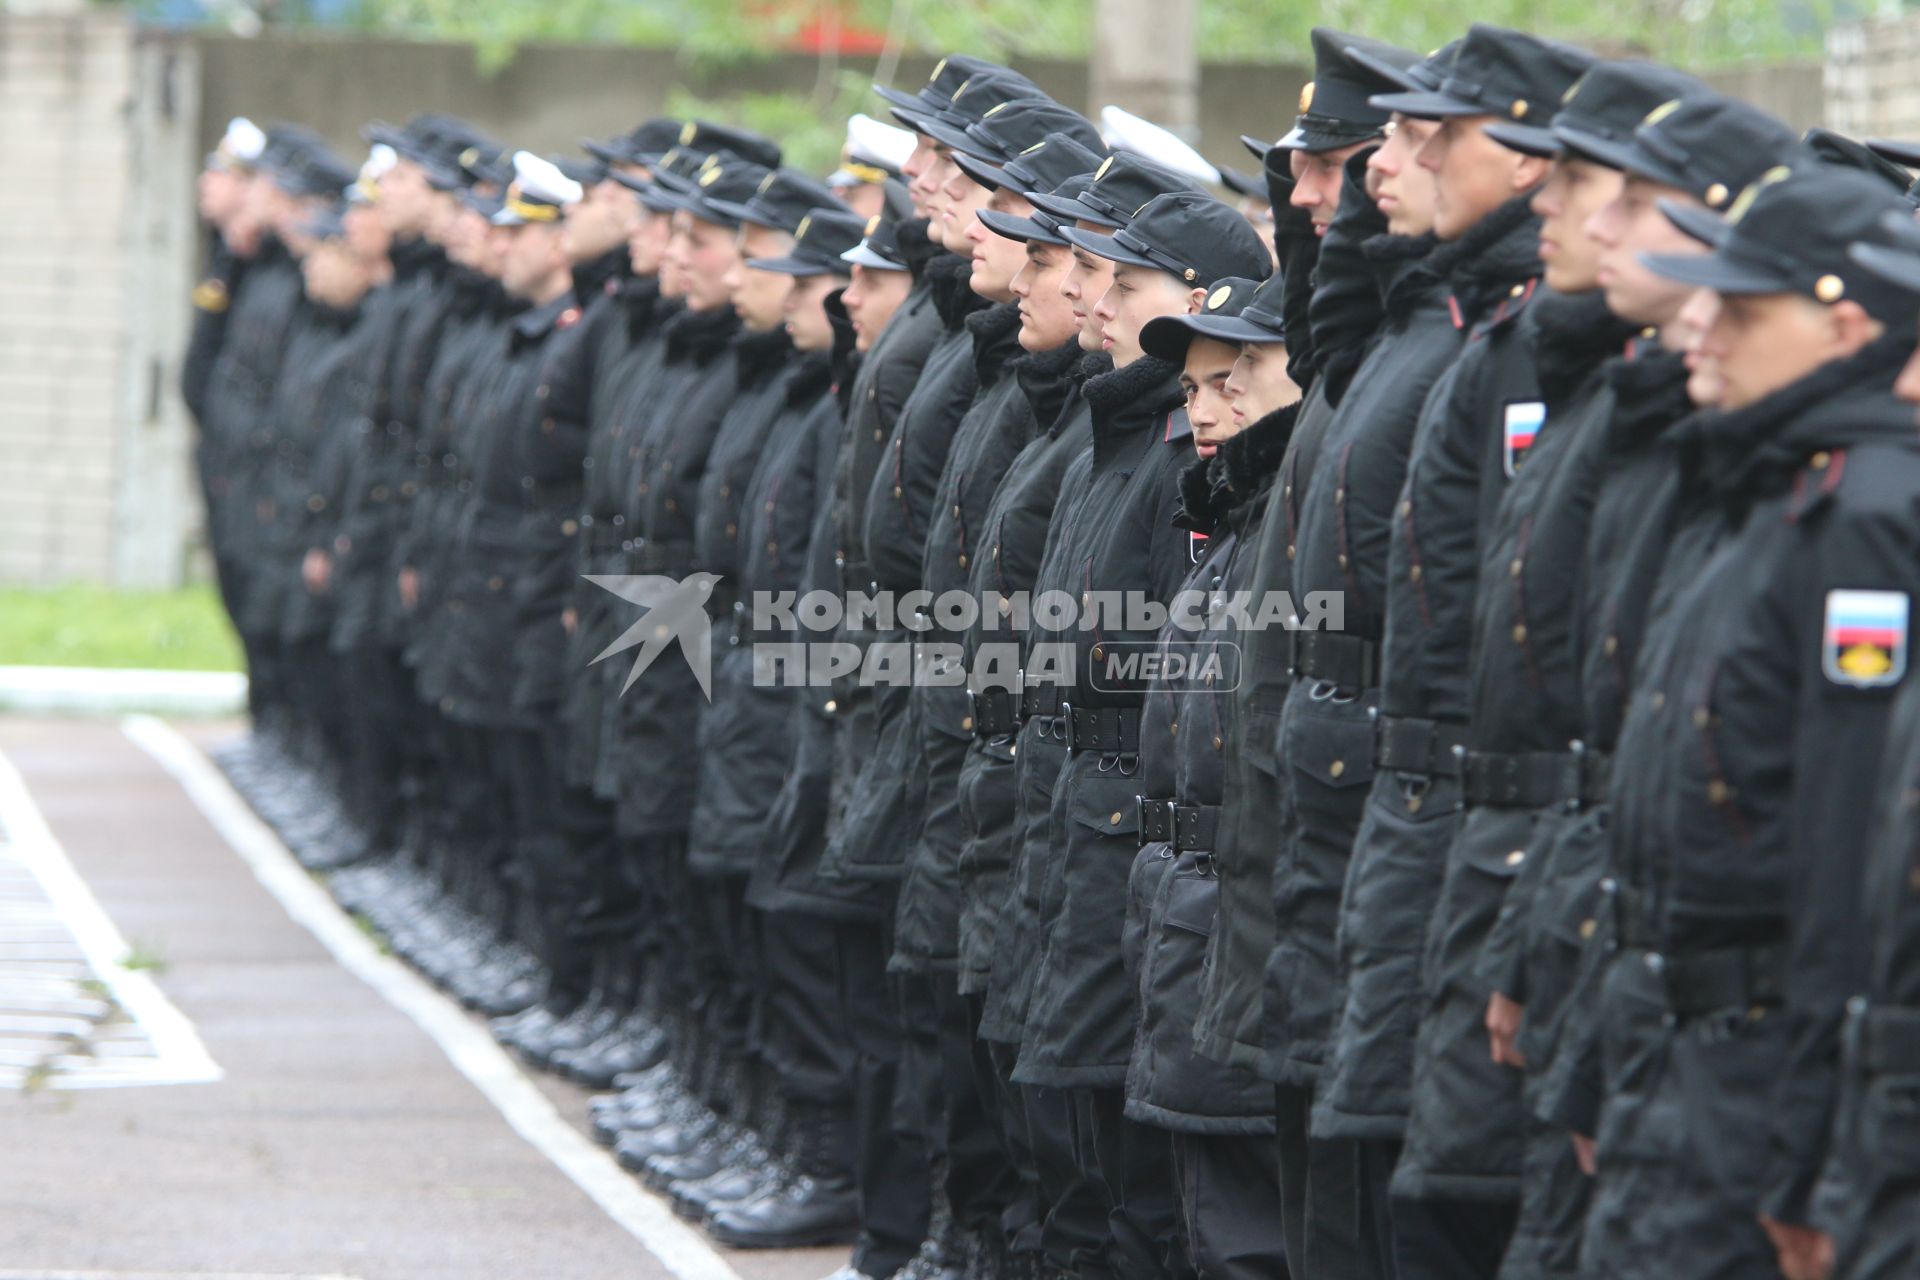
[0,13,136,588]
[1828,15,1920,141]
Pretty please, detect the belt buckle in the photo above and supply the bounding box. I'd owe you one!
[1559,740,1586,812]
[1061,701,1078,752]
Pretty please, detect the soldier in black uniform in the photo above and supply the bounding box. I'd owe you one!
[1584,163,1920,1279]
[1011,192,1269,1279]
[1824,202,1920,1280]
[1189,45,1408,1274]
[1127,274,1298,1279]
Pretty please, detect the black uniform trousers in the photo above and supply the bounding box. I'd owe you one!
[1171,1130,1290,1280]
[1277,1084,1402,1280]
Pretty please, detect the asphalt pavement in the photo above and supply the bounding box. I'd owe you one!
[0,716,839,1280]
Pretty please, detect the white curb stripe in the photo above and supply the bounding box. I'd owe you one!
[120,715,745,1280]
[0,748,223,1088]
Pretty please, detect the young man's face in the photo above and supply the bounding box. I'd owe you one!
[965,188,1030,302]
[902,133,943,219]
[838,181,888,221]
[1183,335,1244,458]
[376,158,435,239]
[677,213,741,311]
[912,144,956,241]
[843,264,912,352]
[1225,338,1300,424]
[1290,139,1371,236]
[725,223,797,332]
[1417,115,1545,242]
[563,179,640,264]
[303,239,374,309]
[1897,333,1920,407]
[1009,238,1080,352]
[784,273,842,352]
[1688,290,1881,411]
[942,166,992,257]
[628,206,672,277]
[198,167,246,225]
[498,221,567,302]
[1092,262,1194,368]
[1368,115,1440,236]
[1531,155,1621,295]
[1588,177,1705,330]
[1062,225,1117,352]
[343,204,391,265]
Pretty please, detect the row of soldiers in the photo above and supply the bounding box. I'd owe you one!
[187,21,1920,1280]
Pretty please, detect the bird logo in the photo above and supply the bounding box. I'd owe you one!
[585,573,723,698]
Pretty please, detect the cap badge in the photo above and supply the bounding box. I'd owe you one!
[1511,99,1530,120]
[1727,165,1790,225]
[1643,99,1683,128]
[700,166,724,187]
[1207,285,1232,310]
[758,171,777,193]
[931,56,949,83]
[1815,274,1846,303]
[1096,156,1115,180]
[459,146,481,168]
[1705,182,1729,208]
[1299,81,1315,113]
[680,122,697,145]
[1183,268,1196,282]
[866,214,881,234]
[796,214,813,240]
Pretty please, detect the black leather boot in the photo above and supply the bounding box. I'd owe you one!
[705,1101,860,1249]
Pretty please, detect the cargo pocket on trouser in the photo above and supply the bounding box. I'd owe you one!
[1273,684,1376,1077]
[955,739,1020,989]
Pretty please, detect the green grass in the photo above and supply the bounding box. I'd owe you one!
[0,584,243,673]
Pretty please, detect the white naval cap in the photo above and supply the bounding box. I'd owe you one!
[830,112,919,186]
[1098,105,1221,188]
[493,150,586,225]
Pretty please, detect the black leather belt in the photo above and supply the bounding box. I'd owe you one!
[1850,1002,1920,1075]
[1462,745,1614,810]
[1063,703,1141,756]
[969,687,1020,738]
[1656,942,1785,1020]
[1136,800,1221,852]
[635,541,692,575]
[1022,682,1066,723]
[1373,713,1469,775]
[1289,629,1379,691]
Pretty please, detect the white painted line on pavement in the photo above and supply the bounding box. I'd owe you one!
[121,716,746,1280]
[0,748,223,1089]
[0,666,247,717]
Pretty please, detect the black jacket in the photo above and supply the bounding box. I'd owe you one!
[894,302,1030,972]
[1608,335,1920,1225]
[1264,225,1482,1091]
[1013,356,1194,1088]
[825,254,987,881]
[955,343,1092,993]
[1126,408,1295,1133]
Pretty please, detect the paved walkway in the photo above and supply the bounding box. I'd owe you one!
[0,716,836,1280]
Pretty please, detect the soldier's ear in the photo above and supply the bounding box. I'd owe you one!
[1829,298,1884,358]
[1512,152,1553,195]
[1186,287,1207,315]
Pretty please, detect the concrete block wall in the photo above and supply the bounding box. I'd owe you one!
[0,12,134,587]
[1827,14,1920,143]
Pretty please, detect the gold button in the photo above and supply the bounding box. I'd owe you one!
[1510,558,1522,577]
[1510,283,1526,298]
[1708,781,1730,805]
[1409,565,1422,583]
[894,485,903,498]
[726,522,737,536]
[1512,624,1527,644]
[1811,451,1831,468]
[1287,545,1296,560]
[1400,500,1412,518]
[962,716,974,731]
[1580,918,1597,940]
[953,504,962,518]
[1603,635,1618,656]
[1692,708,1710,728]
[1338,554,1349,570]
[1110,811,1124,825]
[561,519,578,535]
[1506,850,1525,867]
[1093,645,1105,661]
[874,429,884,441]
[1170,722,1178,735]
[825,699,838,713]
[1814,275,1845,304]
[1334,488,1345,505]
[767,540,778,553]
[998,597,1011,615]
[1650,692,1665,710]
[1705,182,1729,207]
[959,554,968,569]
[1212,735,1223,751]
[1329,760,1345,778]
[1407,794,1423,814]
[1511,99,1529,119]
